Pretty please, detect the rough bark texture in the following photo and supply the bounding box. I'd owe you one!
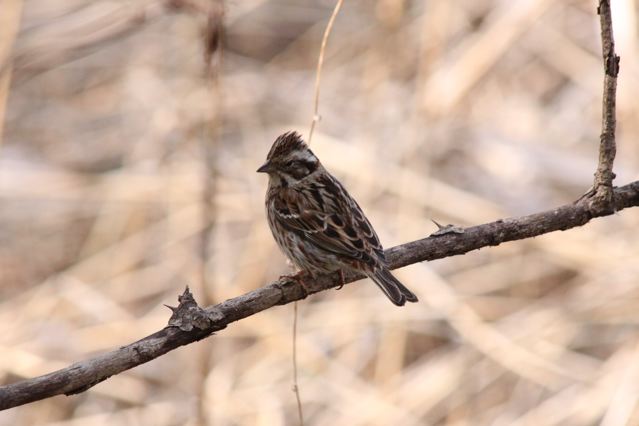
[1,180,638,410]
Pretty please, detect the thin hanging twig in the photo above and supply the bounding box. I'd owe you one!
[291,299,303,425]
[292,1,344,424]
[307,0,344,145]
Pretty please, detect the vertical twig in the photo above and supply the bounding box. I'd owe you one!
[307,0,344,145]
[197,3,224,425]
[200,0,224,301]
[291,2,345,425]
[590,0,620,212]
[291,300,303,426]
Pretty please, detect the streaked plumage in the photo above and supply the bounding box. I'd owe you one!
[257,131,418,306]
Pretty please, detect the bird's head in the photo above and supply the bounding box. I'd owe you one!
[257,131,321,186]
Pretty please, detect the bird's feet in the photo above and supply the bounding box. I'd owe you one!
[280,270,311,297]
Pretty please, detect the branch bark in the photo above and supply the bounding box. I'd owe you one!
[1,180,639,410]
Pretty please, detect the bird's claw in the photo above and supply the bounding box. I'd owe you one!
[280,271,311,298]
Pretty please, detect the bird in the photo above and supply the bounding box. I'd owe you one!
[257,131,418,306]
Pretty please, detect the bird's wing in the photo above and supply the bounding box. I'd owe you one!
[272,175,385,267]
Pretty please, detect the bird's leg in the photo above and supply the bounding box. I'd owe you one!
[335,269,345,290]
[280,270,311,297]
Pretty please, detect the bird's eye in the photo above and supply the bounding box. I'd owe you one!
[285,160,298,168]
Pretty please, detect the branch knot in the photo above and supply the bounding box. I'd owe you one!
[605,52,620,77]
[166,287,212,331]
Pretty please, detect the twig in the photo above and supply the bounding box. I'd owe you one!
[590,0,620,212]
[1,180,638,410]
[307,0,344,145]
[292,2,345,423]
[196,2,224,424]
[292,300,303,426]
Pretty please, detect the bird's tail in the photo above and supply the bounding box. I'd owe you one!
[369,268,418,306]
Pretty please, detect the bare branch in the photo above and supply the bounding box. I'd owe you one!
[1,180,638,411]
[591,0,620,212]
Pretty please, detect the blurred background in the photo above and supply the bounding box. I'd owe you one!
[1,0,639,424]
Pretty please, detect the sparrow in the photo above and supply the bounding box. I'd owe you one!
[257,132,418,306]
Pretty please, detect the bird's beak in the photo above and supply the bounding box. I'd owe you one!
[257,161,273,173]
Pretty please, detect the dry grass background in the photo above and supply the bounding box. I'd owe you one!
[1,0,639,424]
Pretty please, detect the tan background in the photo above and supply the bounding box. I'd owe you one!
[1,0,639,425]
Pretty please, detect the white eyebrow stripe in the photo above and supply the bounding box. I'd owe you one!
[279,212,299,219]
[291,150,318,162]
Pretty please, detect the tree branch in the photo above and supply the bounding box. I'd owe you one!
[1,180,639,410]
[590,0,620,212]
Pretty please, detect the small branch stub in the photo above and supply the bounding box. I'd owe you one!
[430,219,465,236]
[167,287,211,331]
